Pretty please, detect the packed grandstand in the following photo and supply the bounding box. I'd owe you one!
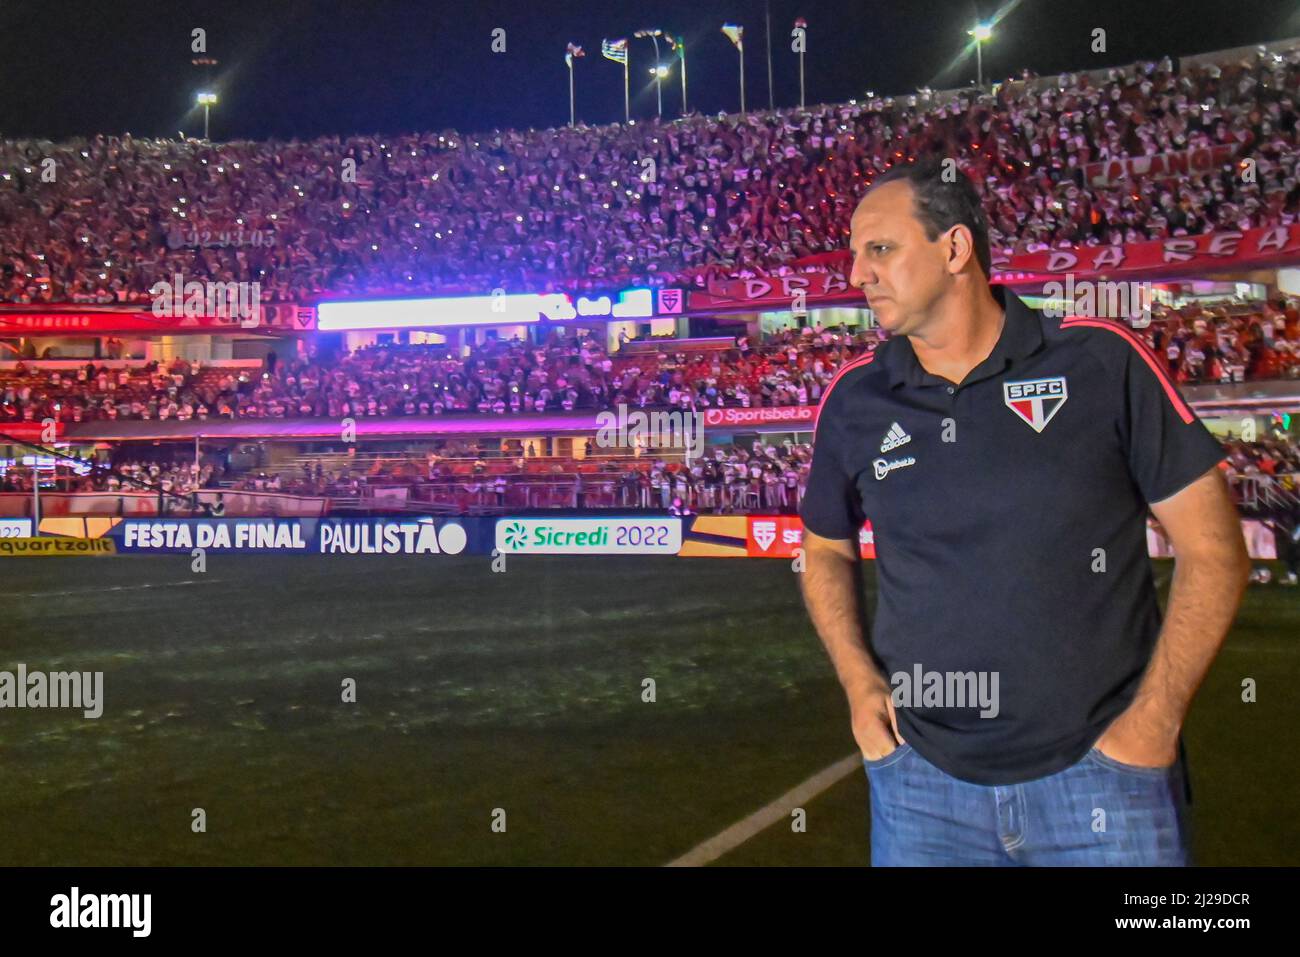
[1,37,1298,550]
[2,50,1300,302]
[2,300,1299,428]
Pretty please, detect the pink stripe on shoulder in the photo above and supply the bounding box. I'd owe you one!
[1060,317,1195,424]
[812,352,876,436]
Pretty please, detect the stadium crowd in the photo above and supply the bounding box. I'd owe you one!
[0,438,818,512]
[1,326,879,423]
[2,46,1300,302]
[402,438,818,513]
[307,432,1300,512]
[1147,298,1300,382]
[1221,432,1300,478]
[7,430,1295,517]
[5,296,1300,426]
[3,299,1300,425]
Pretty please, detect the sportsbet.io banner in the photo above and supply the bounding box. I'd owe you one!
[701,406,815,428]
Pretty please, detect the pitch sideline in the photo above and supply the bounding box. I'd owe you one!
[666,752,862,866]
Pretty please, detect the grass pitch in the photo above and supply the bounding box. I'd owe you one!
[0,554,1295,865]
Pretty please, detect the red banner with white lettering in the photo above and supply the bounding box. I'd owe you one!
[993,224,1300,280]
[747,515,875,558]
[0,421,66,442]
[689,225,1300,311]
[1082,144,1241,187]
[691,272,857,312]
[0,304,316,336]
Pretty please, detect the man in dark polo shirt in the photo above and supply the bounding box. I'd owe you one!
[799,157,1250,866]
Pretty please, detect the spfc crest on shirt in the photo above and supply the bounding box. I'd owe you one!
[1003,376,1068,433]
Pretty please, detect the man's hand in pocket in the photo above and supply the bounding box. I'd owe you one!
[851,682,906,761]
[1093,706,1178,768]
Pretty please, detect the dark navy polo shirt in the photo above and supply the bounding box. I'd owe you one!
[800,294,1227,785]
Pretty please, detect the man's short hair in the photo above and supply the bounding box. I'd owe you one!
[868,157,993,282]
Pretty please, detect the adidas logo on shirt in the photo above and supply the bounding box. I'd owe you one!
[880,422,911,453]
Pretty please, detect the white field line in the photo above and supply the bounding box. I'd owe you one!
[666,752,861,866]
[10,579,226,599]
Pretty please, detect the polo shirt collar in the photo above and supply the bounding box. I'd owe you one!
[885,293,1045,390]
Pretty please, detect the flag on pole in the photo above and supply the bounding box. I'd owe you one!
[601,38,628,64]
[565,42,584,67]
[721,24,744,50]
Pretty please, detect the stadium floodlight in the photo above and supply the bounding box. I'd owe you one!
[196,92,218,140]
[633,29,666,117]
[968,23,993,88]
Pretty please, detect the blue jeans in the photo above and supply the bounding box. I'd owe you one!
[865,741,1193,866]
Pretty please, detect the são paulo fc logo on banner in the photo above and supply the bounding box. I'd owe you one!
[752,520,777,552]
[1003,376,1068,432]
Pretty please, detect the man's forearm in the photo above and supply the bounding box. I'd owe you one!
[1124,553,1249,740]
[800,545,887,699]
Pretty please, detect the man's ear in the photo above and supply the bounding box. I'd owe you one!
[945,224,975,275]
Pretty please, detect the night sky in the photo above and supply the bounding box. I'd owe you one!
[2,0,1299,141]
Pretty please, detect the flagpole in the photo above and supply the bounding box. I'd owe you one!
[792,19,810,109]
[740,45,745,114]
[765,0,774,111]
[652,34,662,118]
[800,49,805,109]
[723,25,745,115]
[603,39,630,123]
[680,44,687,114]
[32,458,40,533]
[565,44,586,127]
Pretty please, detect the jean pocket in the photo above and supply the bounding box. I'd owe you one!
[1087,746,1176,778]
[863,742,912,771]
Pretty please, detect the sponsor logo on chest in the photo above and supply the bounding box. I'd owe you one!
[874,421,917,480]
[880,421,911,452]
[873,456,916,481]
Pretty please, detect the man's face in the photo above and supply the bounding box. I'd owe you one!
[848,180,954,336]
